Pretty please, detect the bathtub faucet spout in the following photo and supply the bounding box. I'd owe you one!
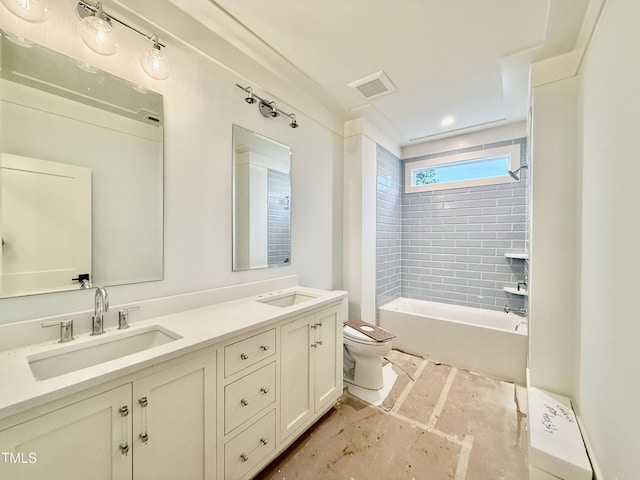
[504,305,527,316]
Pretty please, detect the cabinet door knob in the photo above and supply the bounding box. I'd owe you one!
[260,437,269,445]
[119,443,129,456]
[240,453,249,463]
[240,353,249,360]
[241,398,249,407]
[138,397,148,408]
[139,432,149,444]
[260,344,270,351]
[260,386,269,394]
[119,405,129,417]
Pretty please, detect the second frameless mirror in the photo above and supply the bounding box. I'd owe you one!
[232,125,291,271]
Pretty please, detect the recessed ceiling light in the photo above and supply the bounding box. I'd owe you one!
[441,116,455,127]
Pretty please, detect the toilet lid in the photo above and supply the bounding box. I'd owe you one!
[343,325,383,344]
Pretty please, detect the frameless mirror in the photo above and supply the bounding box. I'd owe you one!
[0,29,164,298]
[232,125,291,271]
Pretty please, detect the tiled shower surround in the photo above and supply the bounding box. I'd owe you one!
[376,139,528,312]
[267,169,291,266]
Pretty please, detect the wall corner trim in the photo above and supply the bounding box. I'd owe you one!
[530,49,583,88]
[344,117,401,158]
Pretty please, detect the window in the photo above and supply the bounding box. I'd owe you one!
[405,144,521,193]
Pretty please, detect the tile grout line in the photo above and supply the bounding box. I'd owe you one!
[388,411,463,445]
[389,358,429,415]
[426,366,457,430]
[454,435,474,480]
[384,362,466,446]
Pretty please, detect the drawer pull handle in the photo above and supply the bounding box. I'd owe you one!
[240,385,271,407]
[239,437,271,463]
[240,344,272,361]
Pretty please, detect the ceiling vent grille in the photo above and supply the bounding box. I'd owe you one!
[348,70,396,100]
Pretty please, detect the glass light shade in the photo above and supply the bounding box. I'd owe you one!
[0,0,50,23]
[80,14,118,56]
[140,45,170,80]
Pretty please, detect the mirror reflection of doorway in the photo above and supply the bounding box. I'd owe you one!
[0,154,91,297]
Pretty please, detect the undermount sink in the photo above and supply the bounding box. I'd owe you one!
[28,325,182,381]
[256,291,318,308]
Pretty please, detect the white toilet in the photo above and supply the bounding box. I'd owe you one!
[343,324,393,390]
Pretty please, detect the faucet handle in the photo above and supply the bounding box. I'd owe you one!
[118,306,140,330]
[42,319,74,343]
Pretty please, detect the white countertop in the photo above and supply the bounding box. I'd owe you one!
[0,287,346,420]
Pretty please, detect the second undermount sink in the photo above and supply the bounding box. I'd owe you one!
[256,291,318,308]
[28,325,182,381]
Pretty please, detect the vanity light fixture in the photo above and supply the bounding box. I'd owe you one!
[244,87,257,104]
[76,1,170,79]
[269,101,280,118]
[140,34,170,80]
[78,2,118,56]
[236,84,300,129]
[0,0,50,23]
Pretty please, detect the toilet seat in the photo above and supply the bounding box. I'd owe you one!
[343,325,392,346]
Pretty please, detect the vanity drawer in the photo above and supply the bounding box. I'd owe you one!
[225,362,276,434]
[225,409,276,480]
[225,329,276,377]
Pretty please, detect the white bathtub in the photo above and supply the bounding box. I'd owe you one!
[378,298,527,384]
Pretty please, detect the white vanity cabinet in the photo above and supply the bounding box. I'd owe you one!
[0,350,217,480]
[0,290,347,480]
[0,384,132,480]
[131,350,217,480]
[280,304,342,441]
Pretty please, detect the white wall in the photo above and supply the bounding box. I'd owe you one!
[528,76,580,397]
[342,127,377,322]
[576,0,640,477]
[0,2,343,324]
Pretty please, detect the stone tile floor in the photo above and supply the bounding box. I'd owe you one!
[256,350,529,480]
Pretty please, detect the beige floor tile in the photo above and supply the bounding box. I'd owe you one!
[255,351,529,480]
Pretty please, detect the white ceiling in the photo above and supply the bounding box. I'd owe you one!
[166,0,590,146]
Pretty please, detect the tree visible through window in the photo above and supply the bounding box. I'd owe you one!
[405,144,521,193]
[414,168,438,185]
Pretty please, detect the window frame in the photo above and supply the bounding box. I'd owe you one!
[404,144,521,193]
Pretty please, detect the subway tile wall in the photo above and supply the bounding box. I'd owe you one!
[267,169,291,266]
[376,146,403,307]
[376,139,528,312]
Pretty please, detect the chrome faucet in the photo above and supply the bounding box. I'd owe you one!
[91,287,109,335]
[504,305,527,316]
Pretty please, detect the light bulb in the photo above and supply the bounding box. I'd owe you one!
[79,3,118,56]
[0,0,50,23]
[140,36,169,80]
